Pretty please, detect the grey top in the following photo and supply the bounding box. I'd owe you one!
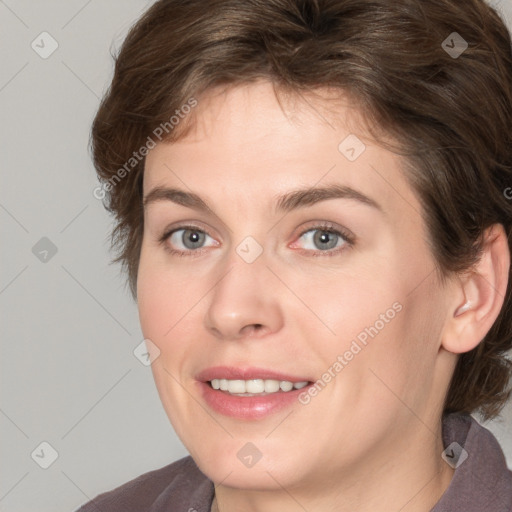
[76,413,512,511]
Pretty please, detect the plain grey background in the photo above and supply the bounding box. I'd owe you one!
[0,1,511,511]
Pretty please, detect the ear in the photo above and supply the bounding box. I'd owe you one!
[441,224,510,354]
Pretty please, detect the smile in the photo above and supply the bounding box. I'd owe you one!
[209,378,309,395]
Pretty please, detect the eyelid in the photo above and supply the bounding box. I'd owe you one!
[158,223,218,250]
[159,221,355,256]
[159,221,216,242]
[292,221,356,245]
[285,223,354,259]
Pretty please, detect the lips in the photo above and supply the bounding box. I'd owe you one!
[196,366,315,420]
[196,366,314,383]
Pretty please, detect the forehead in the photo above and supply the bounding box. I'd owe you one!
[143,81,420,221]
[162,81,369,150]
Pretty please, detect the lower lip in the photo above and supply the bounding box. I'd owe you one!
[198,381,312,420]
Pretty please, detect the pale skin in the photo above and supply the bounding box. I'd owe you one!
[137,80,510,512]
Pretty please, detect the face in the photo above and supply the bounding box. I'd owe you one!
[137,81,456,491]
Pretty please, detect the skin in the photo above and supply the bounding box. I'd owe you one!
[137,80,509,512]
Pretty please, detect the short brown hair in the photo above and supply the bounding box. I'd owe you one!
[91,0,512,420]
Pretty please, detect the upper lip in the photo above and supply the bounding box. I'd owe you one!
[196,366,313,383]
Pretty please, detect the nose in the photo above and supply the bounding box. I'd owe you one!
[203,253,284,341]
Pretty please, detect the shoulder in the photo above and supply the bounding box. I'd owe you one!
[75,456,214,512]
[433,413,512,512]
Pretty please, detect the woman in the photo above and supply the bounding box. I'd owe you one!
[78,0,512,510]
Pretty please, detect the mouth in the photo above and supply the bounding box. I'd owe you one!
[196,366,315,419]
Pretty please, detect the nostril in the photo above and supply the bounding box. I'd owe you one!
[240,323,267,337]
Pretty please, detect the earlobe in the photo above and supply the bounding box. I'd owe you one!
[442,224,510,355]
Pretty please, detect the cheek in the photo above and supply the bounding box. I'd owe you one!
[136,247,213,378]
[302,260,441,388]
[137,277,170,341]
[353,279,449,414]
[136,246,188,337]
[137,266,176,363]
[293,267,403,351]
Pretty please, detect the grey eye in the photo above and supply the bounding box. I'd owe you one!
[299,229,345,251]
[170,228,211,250]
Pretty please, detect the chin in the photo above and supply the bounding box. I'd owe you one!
[190,441,296,487]
[200,461,294,491]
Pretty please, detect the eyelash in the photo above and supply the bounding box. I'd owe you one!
[158,222,355,258]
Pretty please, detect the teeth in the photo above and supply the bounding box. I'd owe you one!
[246,379,264,393]
[279,380,293,392]
[209,378,309,395]
[264,379,280,393]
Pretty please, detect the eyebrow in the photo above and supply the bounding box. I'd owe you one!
[143,183,382,215]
